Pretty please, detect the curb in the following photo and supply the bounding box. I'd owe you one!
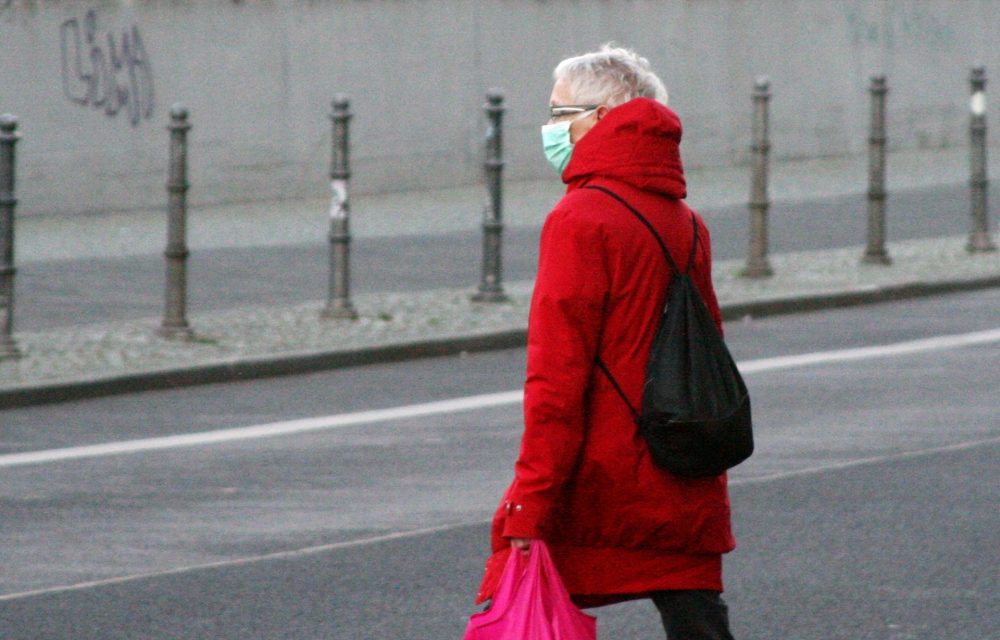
[1,275,998,410]
[0,330,528,410]
[719,274,1000,320]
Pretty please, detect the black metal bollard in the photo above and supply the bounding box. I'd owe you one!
[322,95,358,319]
[159,104,194,339]
[742,78,774,278]
[862,75,892,265]
[473,89,509,302]
[0,114,21,360]
[967,67,997,253]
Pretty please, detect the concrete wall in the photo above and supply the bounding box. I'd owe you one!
[1,0,997,217]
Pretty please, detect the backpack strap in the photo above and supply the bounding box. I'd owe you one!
[583,185,682,275]
[686,212,699,274]
[581,185,699,423]
[594,356,641,423]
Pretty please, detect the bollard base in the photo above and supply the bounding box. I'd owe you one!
[861,251,893,266]
[321,303,359,320]
[967,232,998,253]
[0,338,21,360]
[740,260,774,279]
[471,289,509,303]
[157,324,194,341]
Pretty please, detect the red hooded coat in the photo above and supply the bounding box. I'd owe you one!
[476,98,735,607]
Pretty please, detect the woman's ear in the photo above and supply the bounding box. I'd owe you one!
[594,105,611,121]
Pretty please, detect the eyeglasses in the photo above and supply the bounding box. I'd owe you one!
[548,104,600,120]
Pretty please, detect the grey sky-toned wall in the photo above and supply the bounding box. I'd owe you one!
[1,0,997,217]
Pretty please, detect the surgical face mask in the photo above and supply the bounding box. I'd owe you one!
[541,110,593,174]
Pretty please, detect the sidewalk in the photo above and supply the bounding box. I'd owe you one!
[3,144,1000,408]
[2,232,998,409]
[16,144,1000,263]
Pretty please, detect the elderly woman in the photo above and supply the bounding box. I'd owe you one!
[475,46,738,639]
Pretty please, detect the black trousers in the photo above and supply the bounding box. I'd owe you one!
[650,590,736,640]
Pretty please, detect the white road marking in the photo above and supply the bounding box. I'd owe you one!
[0,390,523,468]
[729,434,1000,485]
[0,521,482,603]
[1,327,999,470]
[0,434,996,603]
[738,327,1000,374]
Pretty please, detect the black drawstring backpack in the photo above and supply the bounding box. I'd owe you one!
[587,186,754,478]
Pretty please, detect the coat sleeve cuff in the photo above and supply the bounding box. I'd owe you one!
[499,498,549,539]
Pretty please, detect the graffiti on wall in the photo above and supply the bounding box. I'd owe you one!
[60,9,155,127]
[842,2,956,50]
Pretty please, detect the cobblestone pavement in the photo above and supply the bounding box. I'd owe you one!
[2,232,998,408]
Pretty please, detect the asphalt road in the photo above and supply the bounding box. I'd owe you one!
[1,289,998,639]
[18,182,997,330]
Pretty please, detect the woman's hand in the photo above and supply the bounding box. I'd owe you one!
[510,537,533,553]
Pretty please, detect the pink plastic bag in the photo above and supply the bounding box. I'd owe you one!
[463,541,597,640]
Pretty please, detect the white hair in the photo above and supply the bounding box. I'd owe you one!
[554,44,669,108]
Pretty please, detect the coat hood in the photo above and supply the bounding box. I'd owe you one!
[563,97,687,199]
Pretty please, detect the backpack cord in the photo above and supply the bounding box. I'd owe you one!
[594,357,641,423]
[581,185,699,424]
[584,186,683,275]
